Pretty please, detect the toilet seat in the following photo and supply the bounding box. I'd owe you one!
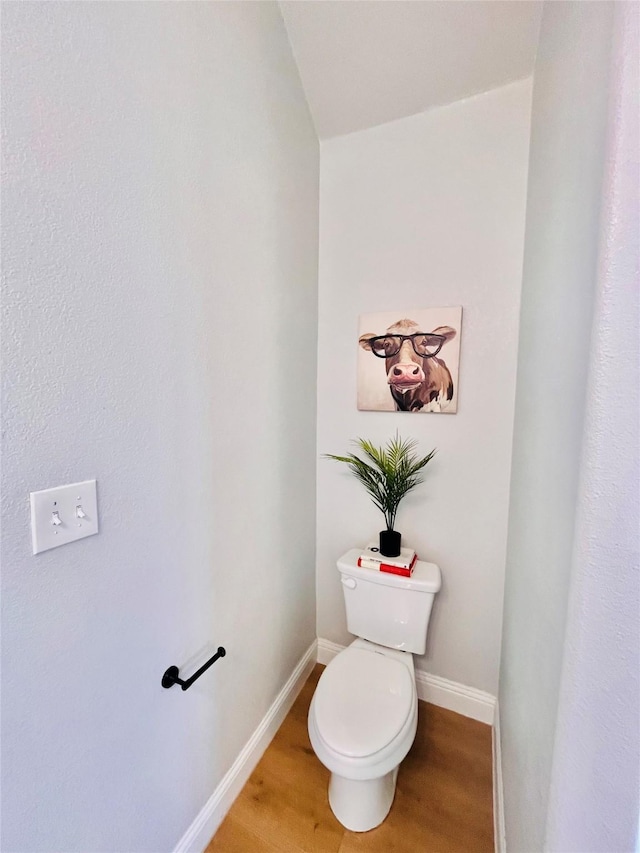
[313,648,414,758]
[308,639,418,780]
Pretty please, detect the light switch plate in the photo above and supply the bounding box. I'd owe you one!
[30,479,99,554]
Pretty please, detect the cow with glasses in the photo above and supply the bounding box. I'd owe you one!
[359,318,457,412]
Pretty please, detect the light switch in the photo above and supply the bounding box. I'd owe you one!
[30,479,99,554]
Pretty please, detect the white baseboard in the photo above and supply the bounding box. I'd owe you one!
[173,639,318,853]
[317,638,496,725]
[492,700,506,853]
[414,670,496,725]
[316,637,347,667]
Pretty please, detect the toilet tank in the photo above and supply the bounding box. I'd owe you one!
[337,549,441,655]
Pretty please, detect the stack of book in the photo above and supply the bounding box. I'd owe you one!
[357,542,418,577]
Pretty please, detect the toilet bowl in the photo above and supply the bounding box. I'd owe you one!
[308,639,417,832]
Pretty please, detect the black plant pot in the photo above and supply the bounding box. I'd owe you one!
[379,529,401,558]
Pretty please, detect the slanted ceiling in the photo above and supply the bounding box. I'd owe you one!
[280,0,542,139]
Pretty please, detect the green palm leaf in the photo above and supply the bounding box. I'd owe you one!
[324,432,436,531]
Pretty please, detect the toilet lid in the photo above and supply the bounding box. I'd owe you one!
[314,649,414,758]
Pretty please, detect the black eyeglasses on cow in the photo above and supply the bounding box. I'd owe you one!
[368,333,446,359]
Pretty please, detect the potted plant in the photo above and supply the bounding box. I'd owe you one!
[325,433,436,558]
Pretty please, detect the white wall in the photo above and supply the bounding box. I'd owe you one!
[498,3,616,851]
[545,3,639,849]
[1,4,318,851]
[316,79,532,695]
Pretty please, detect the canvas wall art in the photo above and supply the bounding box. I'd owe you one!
[357,307,462,413]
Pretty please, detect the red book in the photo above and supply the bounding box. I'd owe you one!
[358,553,418,576]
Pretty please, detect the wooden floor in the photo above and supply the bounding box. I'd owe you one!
[206,664,494,853]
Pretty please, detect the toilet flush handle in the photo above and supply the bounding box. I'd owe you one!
[341,577,357,589]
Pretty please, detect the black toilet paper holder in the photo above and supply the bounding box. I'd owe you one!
[162,646,226,691]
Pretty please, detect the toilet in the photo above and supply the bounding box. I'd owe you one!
[308,548,441,832]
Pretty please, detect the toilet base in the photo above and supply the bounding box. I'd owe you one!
[328,765,399,832]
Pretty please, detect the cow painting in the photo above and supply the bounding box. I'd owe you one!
[358,315,460,413]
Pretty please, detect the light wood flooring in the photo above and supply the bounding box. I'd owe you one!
[206,664,494,853]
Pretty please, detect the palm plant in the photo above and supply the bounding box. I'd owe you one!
[325,433,436,535]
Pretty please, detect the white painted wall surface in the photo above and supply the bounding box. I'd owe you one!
[498,3,615,851]
[280,0,541,139]
[1,4,318,851]
[316,80,532,695]
[545,3,640,849]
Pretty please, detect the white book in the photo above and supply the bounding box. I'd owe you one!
[360,542,416,569]
[358,555,417,575]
